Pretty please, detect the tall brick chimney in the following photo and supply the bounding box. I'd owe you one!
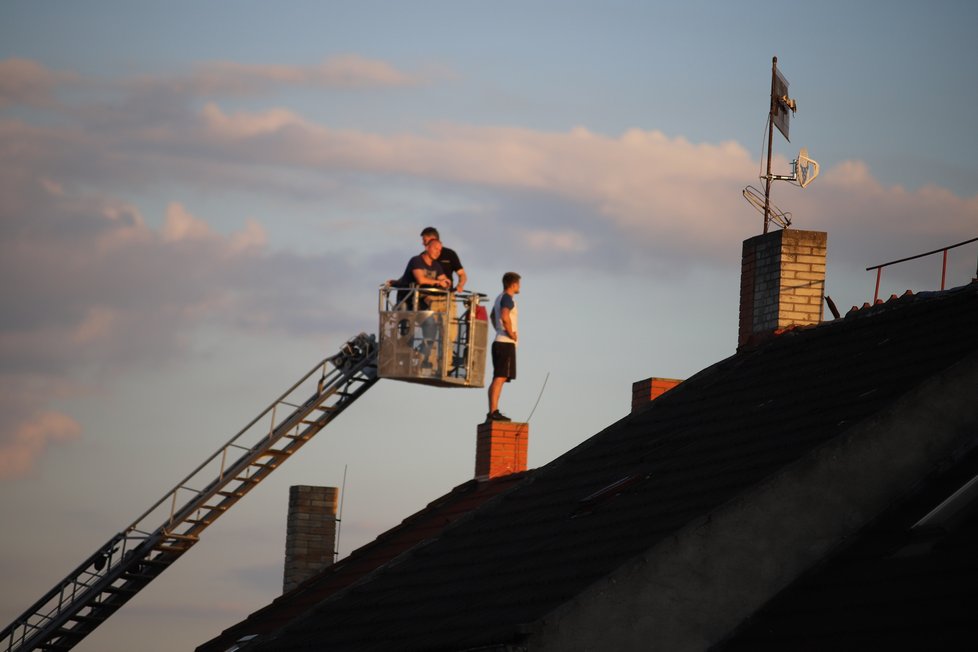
[283,485,338,593]
[475,421,528,480]
[739,229,827,349]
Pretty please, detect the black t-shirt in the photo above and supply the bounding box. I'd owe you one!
[397,255,445,287]
[395,255,446,308]
[434,247,463,288]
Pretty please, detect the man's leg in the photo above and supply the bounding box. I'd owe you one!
[488,375,506,414]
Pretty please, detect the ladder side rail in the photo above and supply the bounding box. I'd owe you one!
[3,334,379,652]
[0,533,127,650]
[3,529,157,652]
[123,358,347,537]
[31,352,384,648]
[157,347,378,538]
[165,368,380,543]
[123,356,334,535]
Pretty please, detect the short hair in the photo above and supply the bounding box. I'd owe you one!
[420,226,440,239]
[502,272,521,288]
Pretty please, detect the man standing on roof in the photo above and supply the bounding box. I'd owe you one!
[421,226,467,293]
[487,272,521,422]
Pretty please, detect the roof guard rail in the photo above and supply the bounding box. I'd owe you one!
[866,236,978,303]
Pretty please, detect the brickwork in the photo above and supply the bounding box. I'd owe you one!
[739,229,827,349]
[631,377,683,413]
[475,421,528,480]
[283,485,338,593]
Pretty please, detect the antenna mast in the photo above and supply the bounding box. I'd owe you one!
[762,57,778,233]
[751,55,806,233]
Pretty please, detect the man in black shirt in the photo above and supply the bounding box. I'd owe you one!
[420,226,467,293]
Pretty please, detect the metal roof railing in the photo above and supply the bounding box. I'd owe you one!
[866,236,978,303]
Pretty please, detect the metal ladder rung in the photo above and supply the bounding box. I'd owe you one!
[216,490,244,498]
[261,449,291,457]
[283,434,311,441]
[102,585,138,595]
[185,517,214,524]
[68,613,103,624]
[162,531,199,542]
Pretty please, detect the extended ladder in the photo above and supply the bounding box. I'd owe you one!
[1,333,379,652]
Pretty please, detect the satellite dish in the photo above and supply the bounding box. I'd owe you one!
[795,147,820,188]
[743,185,792,229]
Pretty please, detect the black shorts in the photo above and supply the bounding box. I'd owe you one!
[491,341,517,380]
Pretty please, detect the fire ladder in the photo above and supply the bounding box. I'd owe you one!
[1,333,379,652]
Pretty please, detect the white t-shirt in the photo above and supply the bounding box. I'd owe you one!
[492,292,518,345]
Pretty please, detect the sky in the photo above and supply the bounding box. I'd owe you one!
[1,1,977,650]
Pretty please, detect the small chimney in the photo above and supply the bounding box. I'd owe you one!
[283,485,338,593]
[631,377,683,413]
[739,229,827,349]
[475,421,528,480]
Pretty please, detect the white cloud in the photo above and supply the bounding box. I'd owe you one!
[0,411,80,480]
[162,201,217,242]
[0,58,77,108]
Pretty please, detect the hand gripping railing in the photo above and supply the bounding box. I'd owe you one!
[1,333,379,652]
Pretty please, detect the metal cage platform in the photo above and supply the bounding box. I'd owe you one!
[378,286,488,388]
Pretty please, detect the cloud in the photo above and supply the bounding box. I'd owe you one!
[0,172,363,474]
[0,58,77,108]
[128,54,421,99]
[0,410,80,479]
[3,55,977,474]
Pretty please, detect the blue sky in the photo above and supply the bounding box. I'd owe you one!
[2,2,977,650]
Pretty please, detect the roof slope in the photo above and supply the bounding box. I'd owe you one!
[251,282,978,652]
[198,472,528,652]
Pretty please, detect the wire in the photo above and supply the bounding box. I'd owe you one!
[523,372,550,425]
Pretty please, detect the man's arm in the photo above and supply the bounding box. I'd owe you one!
[454,267,467,293]
[412,268,450,288]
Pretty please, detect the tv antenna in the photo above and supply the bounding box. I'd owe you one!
[745,56,819,233]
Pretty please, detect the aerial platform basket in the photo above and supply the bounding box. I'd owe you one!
[378,286,488,388]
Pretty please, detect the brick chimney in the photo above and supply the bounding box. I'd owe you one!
[631,377,683,413]
[739,229,827,349]
[283,485,338,593]
[475,421,528,480]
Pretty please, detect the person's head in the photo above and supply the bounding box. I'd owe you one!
[424,238,443,260]
[502,271,521,293]
[420,226,440,246]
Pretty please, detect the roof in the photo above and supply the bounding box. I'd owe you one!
[243,281,978,651]
[197,471,529,652]
[716,441,978,651]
